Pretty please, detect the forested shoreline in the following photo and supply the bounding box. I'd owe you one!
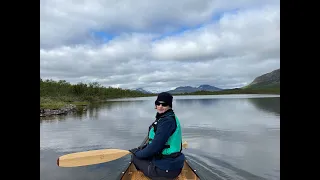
[40,78,279,117]
[40,78,153,116]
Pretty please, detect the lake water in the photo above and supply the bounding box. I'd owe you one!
[40,94,280,180]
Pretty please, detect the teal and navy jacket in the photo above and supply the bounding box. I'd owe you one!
[134,109,185,171]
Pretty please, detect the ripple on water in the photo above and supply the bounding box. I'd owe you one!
[185,152,269,180]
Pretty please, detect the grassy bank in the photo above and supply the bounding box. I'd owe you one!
[40,97,90,109]
[40,79,153,109]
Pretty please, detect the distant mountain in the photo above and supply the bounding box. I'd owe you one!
[198,84,222,91]
[132,69,280,95]
[134,88,153,94]
[245,69,280,89]
[167,84,222,94]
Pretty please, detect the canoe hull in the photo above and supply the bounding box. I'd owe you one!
[117,136,201,180]
[119,160,200,180]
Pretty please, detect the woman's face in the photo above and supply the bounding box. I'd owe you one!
[155,101,170,114]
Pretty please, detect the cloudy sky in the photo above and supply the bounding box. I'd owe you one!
[40,0,280,92]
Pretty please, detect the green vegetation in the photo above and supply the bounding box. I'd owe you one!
[243,82,280,89]
[175,79,280,96]
[40,78,279,110]
[174,86,280,96]
[40,78,153,109]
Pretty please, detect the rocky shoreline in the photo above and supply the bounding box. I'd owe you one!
[40,104,87,117]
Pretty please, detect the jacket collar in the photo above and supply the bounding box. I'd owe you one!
[155,109,174,119]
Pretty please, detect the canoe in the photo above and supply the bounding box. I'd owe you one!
[117,136,201,180]
[118,159,201,180]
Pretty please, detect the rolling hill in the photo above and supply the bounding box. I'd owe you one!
[131,69,280,95]
[244,68,280,89]
[166,84,222,94]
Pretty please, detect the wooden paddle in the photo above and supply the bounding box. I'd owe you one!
[57,141,188,167]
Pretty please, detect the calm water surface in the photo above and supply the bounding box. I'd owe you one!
[40,94,280,180]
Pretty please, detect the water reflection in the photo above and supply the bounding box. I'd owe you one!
[40,95,280,180]
[40,114,68,123]
[248,97,280,115]
[175,98,222,107]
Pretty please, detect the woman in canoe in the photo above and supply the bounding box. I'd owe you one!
[129,92,185,179]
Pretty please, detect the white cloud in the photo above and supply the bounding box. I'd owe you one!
[151,5,279,62]
[40,0,280,92]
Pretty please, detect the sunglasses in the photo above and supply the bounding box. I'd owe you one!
[155,101,169,107]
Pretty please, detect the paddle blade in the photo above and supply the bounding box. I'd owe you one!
[182,141,188,149]
[57,149,130,167]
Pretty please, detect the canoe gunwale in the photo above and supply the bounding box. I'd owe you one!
[181,159,201,179]
[116,136,148,180]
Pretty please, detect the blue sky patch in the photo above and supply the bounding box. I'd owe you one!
[90,30,115,43]
[152,8,240,42]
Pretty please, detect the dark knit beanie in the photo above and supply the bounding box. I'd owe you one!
[155,92,173,107]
